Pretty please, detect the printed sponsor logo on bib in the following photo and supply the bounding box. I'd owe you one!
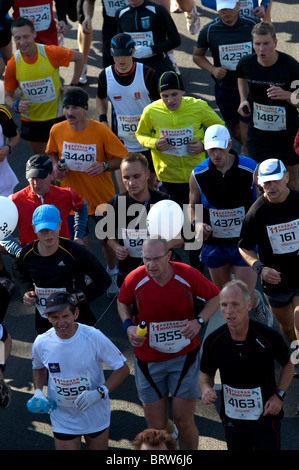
[253,102,286,131]
[51,374,91,407]
[223,385,263,420]
[219,42,252,70]
[149,320,190,353]
[62,142,96,171]
[20,77,56,103]
[209,206,245,238]
[267,219,299,254]
[159,127,193,156]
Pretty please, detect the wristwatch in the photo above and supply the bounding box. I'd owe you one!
[76,290,86,303]
[197,317,205,327]
[256,264,265,276]
[102,161,109,172]
[276,389,286,401]
[97,385,109,399]
[6,144,12,154]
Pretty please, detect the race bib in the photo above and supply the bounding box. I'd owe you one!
[159,127,193,157]
[20,77,56,103]
[223,385,263,420]
[267,219,299,254]
[103,0,128,16]
[121,228,148,257]
[34,286,66,317]
[62,141,96,171]
[209,206,245,238]
[239,0,254,16]
[19,4,51,31]
[149,320,190,353]
[253,102,286,131]
[219,42,252,70]
[51,374,91,407]
[127,31,154,48]
[117,114,140,142]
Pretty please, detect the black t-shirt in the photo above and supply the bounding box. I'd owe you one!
[103,189,169,276]
[193,151,256,245]
[0,105,18,138]
[115,0,181,58]
[237,51,299,134]
[196,15,258,89]
[200,320,290,421]
[239,190,299,294]
[17,237,111,302]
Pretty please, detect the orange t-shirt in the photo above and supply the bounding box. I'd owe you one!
[46,119,128,214]
[4,44,73,93]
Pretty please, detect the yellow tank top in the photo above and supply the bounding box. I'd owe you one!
[15,43,63,121]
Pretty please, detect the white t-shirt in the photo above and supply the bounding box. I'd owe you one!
[32,323,127,434]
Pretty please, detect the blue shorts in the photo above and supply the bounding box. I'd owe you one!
[215,82,249,128]
[134,348,201,403]
[200,243,248,268]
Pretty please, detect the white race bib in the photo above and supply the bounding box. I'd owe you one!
[121,228,147,257]
[149,320,190,353]
[62,141,96,171]
[219,42,252,70]
[103,0,128,16]
[253,102,286,131]
[223,385,263,420]
[51,374,91,407]
[159,127,193,156]
[19,4,51,31]
[239,0,254,16]
[267,219,299,254]
[209,206,245,238]
[20,76,56,103]
[117,114,140,142]
[34,286,66,317]
[127,31,154,48]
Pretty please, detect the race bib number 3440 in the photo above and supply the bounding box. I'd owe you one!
[62,141,96,171]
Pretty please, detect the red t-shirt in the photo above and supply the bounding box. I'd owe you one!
[10,184,85,246]
[118,262,220,362]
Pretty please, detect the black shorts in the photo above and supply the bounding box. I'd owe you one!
[53,427,107,441]
[21,116,66,143]
[214,82,249,129]
[247,126,299,166]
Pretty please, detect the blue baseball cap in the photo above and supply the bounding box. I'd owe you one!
[258,159,287,184]
[32,204,61,233]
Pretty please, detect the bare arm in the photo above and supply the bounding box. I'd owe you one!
[198,371,218,405]
[193,46,229,80]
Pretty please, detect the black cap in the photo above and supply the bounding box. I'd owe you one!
[26,154,53,179]
[63,86,89,110]
[44,291,77,314]
[158,71,185,93]
[110,33,135,56]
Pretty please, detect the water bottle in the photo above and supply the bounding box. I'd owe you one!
[136,321,147,346]
[57,157,67,172]
[27,392,57,414]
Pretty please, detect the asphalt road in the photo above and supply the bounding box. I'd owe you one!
[0,0,299,454]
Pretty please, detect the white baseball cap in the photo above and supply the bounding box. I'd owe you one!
[258,159,287,184]
[216,0,238,10]
[204,125,231,150]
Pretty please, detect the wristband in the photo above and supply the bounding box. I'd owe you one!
[13,101,20,113]
[252,260,265,275]
[0,364,6,372]
[6,144,12,154]
[99,114,107,122]
[123,318,133,332]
